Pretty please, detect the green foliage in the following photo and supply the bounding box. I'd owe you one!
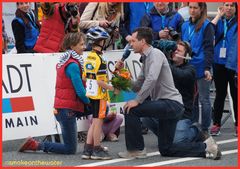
[111,74,132,91]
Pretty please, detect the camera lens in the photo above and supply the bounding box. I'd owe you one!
[67,4,78,17]
[70,10,78,17]
[168,27,179,41]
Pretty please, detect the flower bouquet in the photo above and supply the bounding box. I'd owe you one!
[110,68,132,92]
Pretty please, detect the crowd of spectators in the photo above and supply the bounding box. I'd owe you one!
[7,2,237,161]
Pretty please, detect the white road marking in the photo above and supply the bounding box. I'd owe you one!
[137,149,238,167]
[76,138,238,167]
[216,138,237,144]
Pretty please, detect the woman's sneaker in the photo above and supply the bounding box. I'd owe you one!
[18,137,40,152]
[91,146,112,160]
[210,125,221,136]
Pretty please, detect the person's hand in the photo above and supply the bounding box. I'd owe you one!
[42,2,52,8]
[71,14,80,24]
[174,53,186,59]
[113,27,120,38]
[115,60,124,70]
[82,76,87,82]
[113,88,120,95]
[67,2,77,6]
[97,80,107,88]
[99,20,110,28]
[53,108,58,115]
[217,6,225,17]
[159,29,169,39]
[204,70,212,81]
[84,103,92,112]
[107,111,116,119]
[123,100,139,114]
[125,35,132,42]
[234,73,237,87]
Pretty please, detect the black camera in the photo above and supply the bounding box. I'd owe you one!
[105,22,118,34]
[167,27,180,41]
[66,3,79,17]
[152,39,177,59]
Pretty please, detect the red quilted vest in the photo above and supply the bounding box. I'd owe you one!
[34,3,65,53]
[54,58,86,112]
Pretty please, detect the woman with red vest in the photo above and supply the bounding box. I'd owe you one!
[18,32,91,154]
[34,2,80,53]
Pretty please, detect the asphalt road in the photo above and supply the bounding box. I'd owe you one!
[2,111,238,167]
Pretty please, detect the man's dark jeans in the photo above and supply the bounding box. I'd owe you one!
[124,99,206,157]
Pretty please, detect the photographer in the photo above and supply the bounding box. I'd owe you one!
[142,40,221,160]
[34,2,81,53]
[140,2,183,40]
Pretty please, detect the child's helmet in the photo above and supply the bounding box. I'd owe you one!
[86,26,110,42]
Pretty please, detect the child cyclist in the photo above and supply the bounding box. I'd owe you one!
[82,26,119,160]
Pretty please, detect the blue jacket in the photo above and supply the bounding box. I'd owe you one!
[141,7,183,40]
[181,19,213,78]
[13,16,39,49]
[119,2,153,46]
[129,2,153,33]
[214,17,237,65]
[225,26,238,72]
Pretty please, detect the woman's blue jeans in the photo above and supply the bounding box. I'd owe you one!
[39,109,78,154]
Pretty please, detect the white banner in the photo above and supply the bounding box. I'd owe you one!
[2,50,141,141]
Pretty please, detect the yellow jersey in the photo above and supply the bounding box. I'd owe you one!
[84,51,109,100]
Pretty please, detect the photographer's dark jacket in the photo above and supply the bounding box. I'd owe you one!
[170,63,196,120]
[140,6,183,40]
[181,19,214,79]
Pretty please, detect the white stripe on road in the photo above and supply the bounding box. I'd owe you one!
[216,138,237,144]
[138,157,200,167]
[76,138,237,167]
[137,149,238,167]
[76,158,134,167]
[221,149,238,155]
[76,152,161,167]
